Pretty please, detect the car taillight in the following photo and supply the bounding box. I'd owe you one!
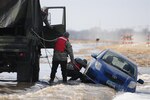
[19,52,26,57]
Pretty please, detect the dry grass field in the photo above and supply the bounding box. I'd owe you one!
[72,40,150,67]
[97,43,150,67]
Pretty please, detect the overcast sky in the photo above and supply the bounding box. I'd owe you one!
[40,0,150,31]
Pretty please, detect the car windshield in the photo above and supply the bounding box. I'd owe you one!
[101,50,135,77]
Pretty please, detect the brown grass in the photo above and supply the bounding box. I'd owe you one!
[73,40,150,67]
[96,44,150,67]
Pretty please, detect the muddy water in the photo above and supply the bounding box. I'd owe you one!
[0,60,116,100]
[0,43,150,100]
[0,81,115,100]
[0,64,150,100]
[0,62,116,100]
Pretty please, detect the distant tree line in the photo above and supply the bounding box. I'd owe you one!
[68,27,150,43]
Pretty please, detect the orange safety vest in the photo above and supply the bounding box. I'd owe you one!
[54,36,68,52]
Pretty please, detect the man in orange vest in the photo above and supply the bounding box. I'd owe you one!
[49,32,74,83]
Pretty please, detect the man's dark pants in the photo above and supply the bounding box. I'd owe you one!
[67,70,83,80]
[67,70,93,83]
[50,60,67,82]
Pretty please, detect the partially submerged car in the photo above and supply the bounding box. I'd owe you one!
[84,49,144,92]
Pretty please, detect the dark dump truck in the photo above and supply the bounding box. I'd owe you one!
[0,0,66,82]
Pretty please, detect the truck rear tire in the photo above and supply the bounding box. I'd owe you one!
[31,50,40,82]
[17,62,32,82]
[17,45,40,82]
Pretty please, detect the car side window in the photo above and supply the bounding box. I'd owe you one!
[102,52,113,65]
[123,64,134,75]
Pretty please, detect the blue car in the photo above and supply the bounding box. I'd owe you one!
[84,49,144,92]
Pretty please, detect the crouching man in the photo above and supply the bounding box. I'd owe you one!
[67,58,87,81]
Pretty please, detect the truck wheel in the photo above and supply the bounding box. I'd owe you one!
[17,46,40,82]
[29,44,40,82]
[17,62,31,82]
[31,51,40,82]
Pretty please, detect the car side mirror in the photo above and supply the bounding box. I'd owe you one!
[137,79,144,84]
[91,53,98,59]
